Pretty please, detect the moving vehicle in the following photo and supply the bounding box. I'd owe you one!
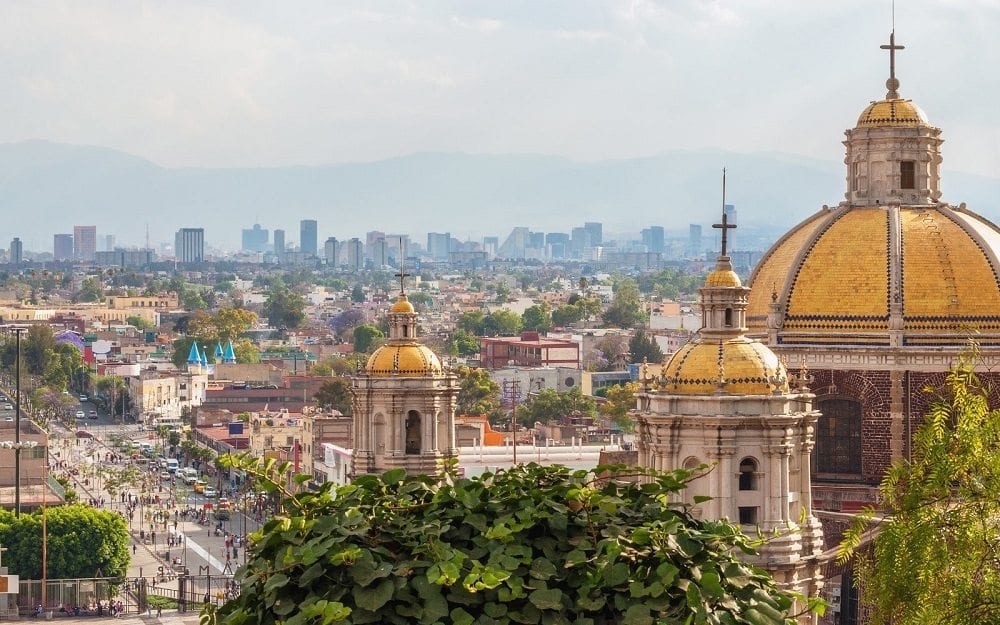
[214,500,231,520]
[193,480,207,494]
[181,467,199,485]
[79,395,88,402]
[75,411,85,419]
[204,486,218,498]
[88,410,98,419]
[166,458,179,473]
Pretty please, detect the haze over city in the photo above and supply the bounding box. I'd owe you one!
[2,1,999,249]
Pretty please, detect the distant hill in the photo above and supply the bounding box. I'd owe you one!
[2,140,998,251]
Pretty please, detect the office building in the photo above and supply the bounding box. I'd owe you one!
[365,231,386,261]
[53,234,73,261]
[546,232,569,259]
[242,224,269,253]
[688,224,703,258]
[174,228,205,263]
[300,220,318,257]
[641,226,665,254]
[273,229,286,263]
[102,235,115,252]
[427,232,451,261]
[482,236,499,257]
[324,237,339,266]
[73,226,97,261]
[9,238,22,265]
[371,237,389,267]
[584,222,603,246]
[570,227,591,256]
[345,238,363,270]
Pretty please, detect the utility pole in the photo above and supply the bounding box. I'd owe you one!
[13,327,24,517]
[502,380,521,465]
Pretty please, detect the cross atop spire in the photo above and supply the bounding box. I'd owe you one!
[712,168,736,257]
[880,31,904,99]
[394,236,409,296]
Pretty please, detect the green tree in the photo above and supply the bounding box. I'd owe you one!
[447,329,481,357]
[628,329,665,364]
[602,278,645,328]
[208,459,808,625]
[264,282,307,329]
[353,324,384,353]
[457,310,486,336]
[552,303,583,327]
[233,338,261,364]
[76,277,104,303]
[408,291,433,309]
[126,315,153,331]
[521,303,553,333]
[520,387,596,426]
[314,378,353,415]
[0,505,130,578]
[24,324,57,376]
[600,382,640,432]
[483,310,523,337]
[350,285,365,303]
[454,366,500,417]
[839,352,1000,625]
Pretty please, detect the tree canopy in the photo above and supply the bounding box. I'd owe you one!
[0,505,130,579]
[602,278,645,329]
[628,330,664,364]
[599,382,640,432]
[314,378,353,415]
[839,352,1000,625]
[520,387,596,427]
[353,324,385,353]
[454,366,501,418]
[208,459,806,625]
[521,304,553,333]
[264,281,307,329]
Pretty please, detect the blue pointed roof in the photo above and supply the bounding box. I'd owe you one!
[214,341,225,359]
[224,339,237,363]
[201,349,208,366]
[187,342,201,364]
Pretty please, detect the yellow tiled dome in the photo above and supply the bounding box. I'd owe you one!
[856,99,928,128]
[366,343,442,377]
[390,295,415,314]
[747,205,1000,345]
[705,268,742,288]
[661,337,787,395]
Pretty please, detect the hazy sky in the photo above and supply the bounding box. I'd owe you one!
[1,1,998,175]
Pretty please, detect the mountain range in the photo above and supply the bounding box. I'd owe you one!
[2,140,999,251]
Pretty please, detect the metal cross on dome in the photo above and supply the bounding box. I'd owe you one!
[394,236,409,296]
[881,31,904,99]
[713,168,736,256]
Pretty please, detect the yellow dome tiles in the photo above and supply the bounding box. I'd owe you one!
[783,209,889,331]
[366,343,443,377]
[705,268,742,288]
[747,211,829,332]
[856,99,929,128]
[390,295,416,314]
[902,208,1000,333]
[660,337,788,396]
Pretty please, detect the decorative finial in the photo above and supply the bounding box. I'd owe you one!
[771,284,778,303]
[880,31,905,99]
[712,168,736,257]
[394,236,409,297]
[793,359,814,393]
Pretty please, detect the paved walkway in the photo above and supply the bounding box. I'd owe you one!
[36,614,200,624]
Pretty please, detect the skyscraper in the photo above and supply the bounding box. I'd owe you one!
[300,220,318,257]
[641,226,665,254]
[324,237,339,266]
[102,235,115,252]
[371,237,389,267]
[73,225,97,261]
[584,222,603,246]
[53,234,73,261]
[273,229,286,263]
[345,238,363,270]
[688,224,703,258]
[9,238,22,264]
[427,232,451,261]
[242,224,269,253]
[174,228,205,263]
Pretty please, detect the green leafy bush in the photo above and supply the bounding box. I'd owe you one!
[210,460,800,625]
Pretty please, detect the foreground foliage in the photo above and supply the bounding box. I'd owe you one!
[840,350,1000,624]
[209,458,801,625]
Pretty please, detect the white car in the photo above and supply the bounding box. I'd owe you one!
[2,404,12,411]
[204,486,218,498]
[75,411,85,419]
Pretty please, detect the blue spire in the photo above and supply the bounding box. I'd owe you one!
[224,339,237,364]
[187,342,201,364]
[201,349,208,367]
[214,341,224,360]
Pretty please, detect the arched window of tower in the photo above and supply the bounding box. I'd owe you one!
[405,411,421,455]
[738,457,758,491]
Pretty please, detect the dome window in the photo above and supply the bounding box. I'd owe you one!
[900,160,915,189]
[738,457,758,491]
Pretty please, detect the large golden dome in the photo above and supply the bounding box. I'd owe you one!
[856,99,928,128]
[661,336,788,395]
[748,205,1000,346]
[366,343,443,377]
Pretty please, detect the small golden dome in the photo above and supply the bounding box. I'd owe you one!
[661,337,787,395]
[856,99,928,128]
[705,269,742,288]
[390,295,415,314]
[366,343,442,377]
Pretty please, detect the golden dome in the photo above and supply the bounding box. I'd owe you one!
[661,336,787,395]
[366,343,443,377]
[705,268,742,288]
[856,99,928,128]
[390,295,415,314]
[747,205,1000,346]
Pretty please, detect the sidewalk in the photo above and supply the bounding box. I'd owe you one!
[41,613,201,625]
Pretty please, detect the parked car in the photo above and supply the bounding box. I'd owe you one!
[75,411,85,419]
[88,410,98,419]
[2,404,12,411]
[79,395,88,402]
